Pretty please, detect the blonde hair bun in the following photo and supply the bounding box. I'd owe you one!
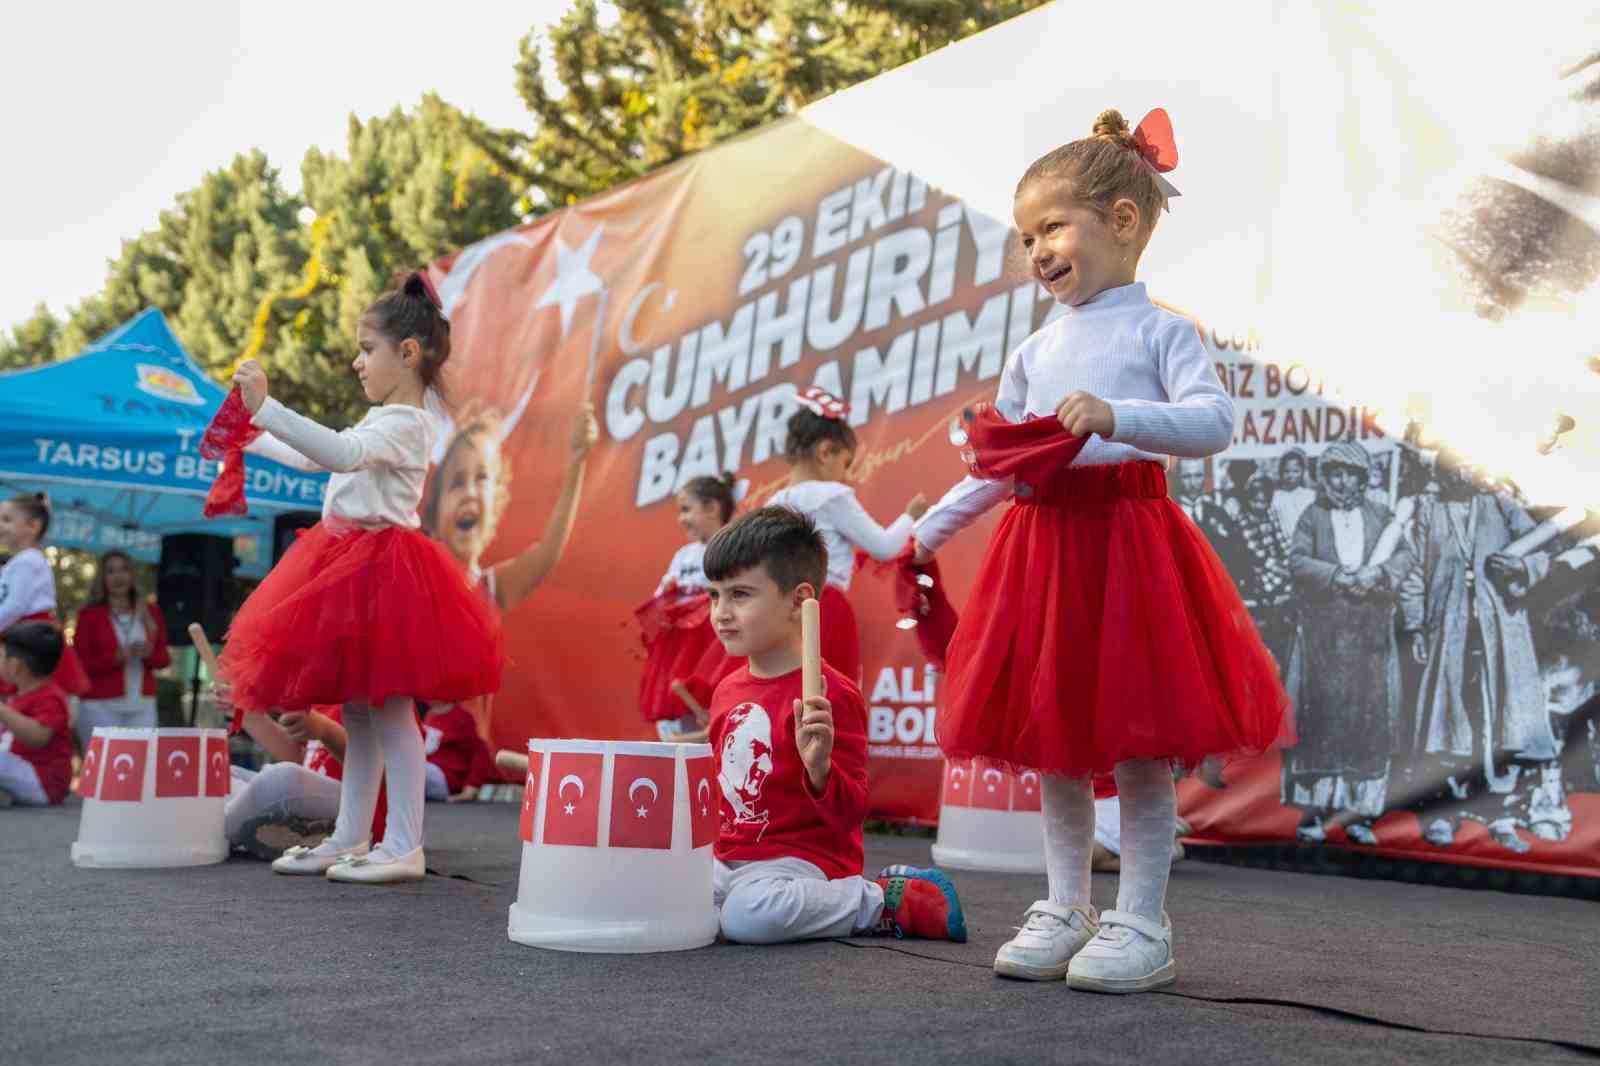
[1092,109,1136,149]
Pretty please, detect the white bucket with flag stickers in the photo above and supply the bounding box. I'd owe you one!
[508,739,719,953]
[71,727,229,868]
[930,757,1046,874]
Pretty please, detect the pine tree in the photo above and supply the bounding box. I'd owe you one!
[468,0,1051,212]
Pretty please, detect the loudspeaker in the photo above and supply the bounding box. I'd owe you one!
[158,534,237,646]
[272,511,320,565]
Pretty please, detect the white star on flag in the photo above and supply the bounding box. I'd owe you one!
[636,805,649,818]
[536,226,606,339]
[564,802,576,815]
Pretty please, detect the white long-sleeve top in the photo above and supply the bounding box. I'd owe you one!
[915,282,1233,552]
[0,547,55,631]
[656,540,710,596]
[768,481,915,591]
[247,398,436,529]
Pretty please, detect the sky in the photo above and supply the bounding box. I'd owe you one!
[0,1,576,335]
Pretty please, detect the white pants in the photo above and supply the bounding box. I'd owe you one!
[76,699,158,750]
[424,762,450,801]
[0,751,50,806]
[1094,796,1122,855]
[223,762,343,842]
[713,856,885,944]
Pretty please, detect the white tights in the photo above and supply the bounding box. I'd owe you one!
[328,698,425,858]
[1041,758,1176,920]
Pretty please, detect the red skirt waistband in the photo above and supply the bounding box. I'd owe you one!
[1013,461,1168,506]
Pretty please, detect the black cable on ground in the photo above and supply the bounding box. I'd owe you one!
[828,939,1600,1059]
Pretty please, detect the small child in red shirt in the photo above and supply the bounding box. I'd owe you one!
[422,702,494,802]
[701,506,966,944]
[0,621,72,806]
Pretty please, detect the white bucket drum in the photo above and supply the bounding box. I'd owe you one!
[71,727,230,868]
[508,739,719,954]
[930,757,1046,874]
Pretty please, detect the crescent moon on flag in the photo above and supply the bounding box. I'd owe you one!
[211,752,226,774]
[558,773,585,800]
[1020,771,1039,790]
[697,779,711,806]
[950,765,967,783]
[982,768,1003,791]
[113,753,135,773]
[628,777,659,806]
[167,749,191,771]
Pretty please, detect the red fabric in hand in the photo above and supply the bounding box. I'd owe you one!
[202,388,262,518]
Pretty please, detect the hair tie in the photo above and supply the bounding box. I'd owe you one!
[731,478,751,505]
[1131,108,1182,211]
[416,271,444,312]
[795,386,850,421]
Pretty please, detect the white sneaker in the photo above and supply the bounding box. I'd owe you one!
[993,900,1099,981]
[271,840,369,876]
[1067,909,1176,994]
[325,845,426,884]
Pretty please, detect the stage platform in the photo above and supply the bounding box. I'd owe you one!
[4,799,1595,1065]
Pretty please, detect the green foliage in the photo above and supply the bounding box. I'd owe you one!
[468,0,1051,212]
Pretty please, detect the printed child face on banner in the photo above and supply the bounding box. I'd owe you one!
[675,490,724,544]
[424,416,509,575]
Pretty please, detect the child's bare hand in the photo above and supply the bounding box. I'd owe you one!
[278,711,315,743]
[447,786,478,803]
[211,678,234,711]
[571,402,599,459]
[905,493,929,520]
[794,691,834,794]
[232,361,269,414]
[912,540,935,564]
[1055,391,1115,438]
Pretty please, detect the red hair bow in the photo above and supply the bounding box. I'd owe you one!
[795,386,850,421]
[1132,108,1182,208]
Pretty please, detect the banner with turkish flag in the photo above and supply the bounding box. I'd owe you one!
[543,751,603,847]
[519,753,542,843]
[79,735,105,799]
[405,2,1600,879]
[609,751,676,850]
[100,738,148,802]
[204,735,230,798]
[685,754,719,850]
[155,735,201,798]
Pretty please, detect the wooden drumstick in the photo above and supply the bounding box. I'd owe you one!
[801,597,822,703]
[187,623,223,677]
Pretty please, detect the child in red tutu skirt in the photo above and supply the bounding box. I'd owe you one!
[221,273,503,884]
[767,388,928,686]
[635,473,739,739]
[914,109,1288,992]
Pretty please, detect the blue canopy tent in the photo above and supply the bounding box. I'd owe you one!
[0,309,327,579]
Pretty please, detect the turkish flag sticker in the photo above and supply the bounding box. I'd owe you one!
[519,756,541,843]
[972,762,1010,811]
[543,751,603,847]
[155,735,201,798]
[204,735,230,798]
[609,753,676,850]
[941,758,972,808]
[685,754,719,849]
[101,738,148,802]
[80,735,106,798]
[1011,769,1042,812]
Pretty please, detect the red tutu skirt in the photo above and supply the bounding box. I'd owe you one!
[0,611,89,699]
[938,407,1290,778]
[634,591,720,723]
[221,522,503,726]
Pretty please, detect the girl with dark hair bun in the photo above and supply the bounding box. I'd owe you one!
[767,388,927,686]
[635,472,740,737]
[0,493,90,700]
[216,271,502,885]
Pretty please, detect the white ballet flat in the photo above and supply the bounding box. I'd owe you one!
[324,846,426,884]
[270,841,369,876]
